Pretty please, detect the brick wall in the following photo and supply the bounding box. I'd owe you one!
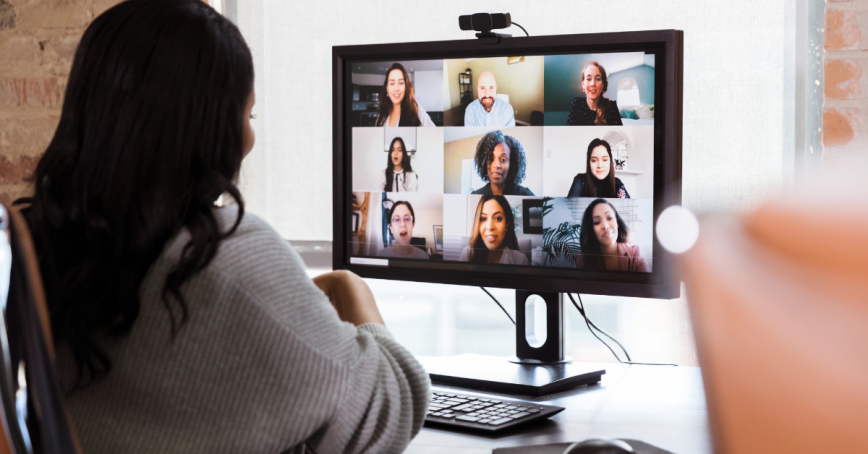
[824,0,868,165]
[0,0,123,204]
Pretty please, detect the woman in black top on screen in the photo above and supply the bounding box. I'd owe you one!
[471,130,534,196]
[566,61,623,126]
[567,138,631,198]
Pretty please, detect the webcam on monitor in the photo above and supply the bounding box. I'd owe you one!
[458,12,512,41]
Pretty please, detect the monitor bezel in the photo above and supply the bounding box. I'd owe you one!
[333,30,683,299]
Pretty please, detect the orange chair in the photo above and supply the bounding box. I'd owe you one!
[682,197,868,453]
[0,203,80,454]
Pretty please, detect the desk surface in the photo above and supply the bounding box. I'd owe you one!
[407,362,711,454]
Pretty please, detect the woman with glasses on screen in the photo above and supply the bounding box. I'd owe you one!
[566,62,623,126]
[375,62,436,127]
[377,201,430,259]
[458,195,529,265]
[379,137,418,192]
[576,199,649,272]
[471,130,535,196]
[567,138,631,198]
[14,1,429,453]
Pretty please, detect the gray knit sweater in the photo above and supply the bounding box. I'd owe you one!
[55,208,431,454]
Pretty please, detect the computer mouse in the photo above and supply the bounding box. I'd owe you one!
[562,438,635,454]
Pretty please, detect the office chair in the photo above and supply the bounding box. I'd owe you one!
[683,196,868,453]
[0,203,81,454]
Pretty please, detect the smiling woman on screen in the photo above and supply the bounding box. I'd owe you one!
[459,195,529,265]
[566,61,623,126]
[575,199,648,272]
[567,138,631,198]
[375,62,435,127]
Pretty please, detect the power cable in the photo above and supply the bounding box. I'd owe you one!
[511,22,529,37]
[568,293,678,367]
[480,287,515,325]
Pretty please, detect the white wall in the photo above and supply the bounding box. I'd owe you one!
[413,70,445,112]
[235,0,787,240]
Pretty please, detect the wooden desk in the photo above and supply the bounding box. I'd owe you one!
[406,363,711,454]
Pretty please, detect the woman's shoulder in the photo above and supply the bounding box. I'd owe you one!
[200,207,305,277]
[411,247,430,259]
[471,184,490,195]
[501,248,529,265]
[569,97,585,109]
[617,242,642,257]
[511,185,535,196]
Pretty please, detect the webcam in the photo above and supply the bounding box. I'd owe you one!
[459,12,512,43]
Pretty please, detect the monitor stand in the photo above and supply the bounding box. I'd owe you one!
[416,290,606,396]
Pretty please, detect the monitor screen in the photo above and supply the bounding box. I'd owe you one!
[333,31,682,298]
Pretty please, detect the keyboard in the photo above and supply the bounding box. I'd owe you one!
[424,390,565,432]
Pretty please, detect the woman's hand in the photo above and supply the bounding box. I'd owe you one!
[312,270,385,326]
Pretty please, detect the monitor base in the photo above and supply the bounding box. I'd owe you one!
[507,355,573,365]
[417,353,605,396]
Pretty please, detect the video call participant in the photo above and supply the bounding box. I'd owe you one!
[464,71,516,127]
[379,137,418,192]
[459,195,529,265]
[375,62,435,127]
[377,201,430,259]
[567,138,631,198]
[472,130,535,196]
[566,62,623,126]
[576,199,649,272]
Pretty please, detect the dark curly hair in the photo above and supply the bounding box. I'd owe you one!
[474,130,527,187]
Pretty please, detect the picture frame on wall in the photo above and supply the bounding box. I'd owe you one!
[352,212,360,235]
[433,225,444,251]
[522,199,544,234]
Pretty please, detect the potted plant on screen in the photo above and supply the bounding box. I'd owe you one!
[540,197,581,266]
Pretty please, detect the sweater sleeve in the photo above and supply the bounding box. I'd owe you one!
[208,212,430,454]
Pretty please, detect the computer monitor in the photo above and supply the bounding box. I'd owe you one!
[333,30,683,393]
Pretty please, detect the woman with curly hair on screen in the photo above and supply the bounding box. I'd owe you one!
[471,130,534,196]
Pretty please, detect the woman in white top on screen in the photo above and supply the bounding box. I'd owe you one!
[378,201,430,259]
[375,63,435,127]
[378,136,418,192]
[458,195,529,265]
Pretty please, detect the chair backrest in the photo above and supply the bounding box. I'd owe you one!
[683,198,868,453]
[0,203,81,454]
